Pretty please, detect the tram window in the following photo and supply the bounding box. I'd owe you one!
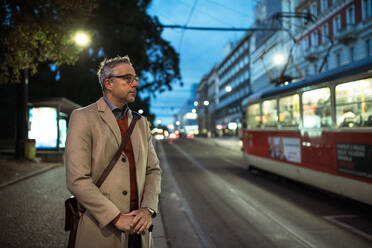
[262,99,277,127]
[247,103,261,128]
[279,94,300,127]
[335,78,372,127]
[302,87,331,128]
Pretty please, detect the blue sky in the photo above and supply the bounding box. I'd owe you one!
[146,0,255,125]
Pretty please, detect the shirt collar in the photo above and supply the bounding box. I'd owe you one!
[103,97,128,118]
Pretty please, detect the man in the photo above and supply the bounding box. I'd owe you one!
[66,55,161,248]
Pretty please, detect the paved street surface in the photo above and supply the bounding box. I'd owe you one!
[0,137,371,248]
[0,164,166,248]
[0,166,69,248]
[157,138,372,248]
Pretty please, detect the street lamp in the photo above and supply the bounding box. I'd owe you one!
[225,86,232,92]
[73,31,90,47]
[138,109,144,114]
[194,101,198,107]
[203,100,209,106]
[273,53,286,66]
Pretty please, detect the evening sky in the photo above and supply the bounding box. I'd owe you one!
[146,0,255,125]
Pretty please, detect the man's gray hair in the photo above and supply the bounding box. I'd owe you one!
[97,55,132,92]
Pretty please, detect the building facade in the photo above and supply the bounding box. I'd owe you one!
[291,0,372,77]
[197,65,219,136]
[215,33,251,136]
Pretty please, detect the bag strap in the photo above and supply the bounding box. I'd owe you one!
[95,112,141,188]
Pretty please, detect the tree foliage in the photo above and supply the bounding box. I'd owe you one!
[1,0,182,97]
[0,0,93,84]
[68,0,182,94]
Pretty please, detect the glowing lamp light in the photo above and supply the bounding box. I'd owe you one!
[157,120,162,124]
[228,122,238,130]
[194,101,199,106]
[225,86,232,92]
[192,109,196,113]
[203,100,209,106]
[273,53,285,66]
[138,109,144,114]
[74,31,90,47]
[176,121,180,125]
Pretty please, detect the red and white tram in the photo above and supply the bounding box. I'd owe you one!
[242,57,372,205]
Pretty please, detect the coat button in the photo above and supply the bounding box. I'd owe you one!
[121,156,126,162]
[122,190,128,195]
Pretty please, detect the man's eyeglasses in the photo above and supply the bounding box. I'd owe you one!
[109,74,139,85]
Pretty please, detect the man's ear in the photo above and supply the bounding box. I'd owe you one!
[104,78,112,91]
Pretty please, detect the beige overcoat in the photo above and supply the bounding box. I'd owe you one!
[65,97,161,248]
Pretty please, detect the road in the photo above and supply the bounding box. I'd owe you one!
[157,138,372,248]
[0,138,371,248]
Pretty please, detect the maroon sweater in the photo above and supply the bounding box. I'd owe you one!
[117,118,138,211]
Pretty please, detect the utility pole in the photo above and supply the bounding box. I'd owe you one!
[15,68,29,158]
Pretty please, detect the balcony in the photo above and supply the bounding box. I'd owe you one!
[304,46,322,62]
[334,24,358,45]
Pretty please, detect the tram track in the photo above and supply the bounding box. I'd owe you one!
[168,141,318,248]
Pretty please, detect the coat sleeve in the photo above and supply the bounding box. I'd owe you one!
[140,118,162,213]
[65,109,120,228]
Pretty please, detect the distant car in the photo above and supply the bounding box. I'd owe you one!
[169,133,178,139]
[154,134,164,140]
[186,134,194,139]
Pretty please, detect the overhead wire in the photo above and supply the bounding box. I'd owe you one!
[178,0,199,52]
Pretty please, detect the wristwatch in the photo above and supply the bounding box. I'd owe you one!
[146,207,157,218]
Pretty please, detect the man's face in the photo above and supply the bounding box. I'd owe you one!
[105,63,138,105]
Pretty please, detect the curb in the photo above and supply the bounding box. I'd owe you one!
[0,163,61,189]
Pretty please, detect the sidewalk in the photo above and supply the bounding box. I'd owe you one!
[0,154,168,248]
[194,136,243,152]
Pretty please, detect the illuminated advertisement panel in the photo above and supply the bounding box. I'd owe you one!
[59,119,67,148]
[28,107,58,148]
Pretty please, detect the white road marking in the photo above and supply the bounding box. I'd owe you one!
[158,142,214,248]
[171,142,318,248]
[323,215,372,241]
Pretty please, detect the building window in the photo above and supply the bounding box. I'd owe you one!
[336,52,342,66]
[324,61,329,71]
[321,0,328,12]
[322,23,329,44]
[367,39,372,57]
[311,2,317,17]
[346,5,355,27]
[362,0,372,19]
[312,30,319,47]
[350,46,354,62]
[333,15,341,34]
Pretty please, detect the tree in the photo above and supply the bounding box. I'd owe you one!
[0,0,93,84]
[56,0,182,117]
[1,0,182,157]
[0,0,93,158]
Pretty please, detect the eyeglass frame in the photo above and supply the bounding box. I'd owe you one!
[108,73,139,85]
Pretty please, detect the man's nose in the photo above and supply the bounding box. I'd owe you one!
[131,79,139,87]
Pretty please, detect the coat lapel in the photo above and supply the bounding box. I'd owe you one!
[128,110,141,164]
[97,97,121,147]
